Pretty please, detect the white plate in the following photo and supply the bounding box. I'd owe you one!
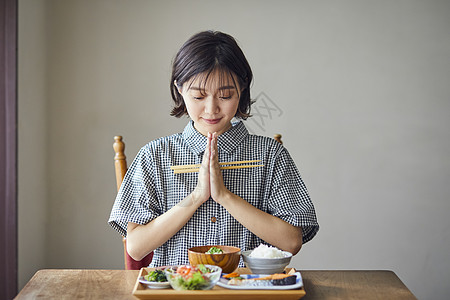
[216,272,303,290]
[138,276,171,289]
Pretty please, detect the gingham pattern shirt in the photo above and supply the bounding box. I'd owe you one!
[108,121,319,267]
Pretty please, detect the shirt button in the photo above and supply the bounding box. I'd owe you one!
[211,217,217,223]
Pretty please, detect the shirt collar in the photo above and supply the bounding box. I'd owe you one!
[182,120,249,155]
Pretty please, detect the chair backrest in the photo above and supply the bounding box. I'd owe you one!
[273,134,283,145]
[113,136,154,270]
[113,136,128,192]
[112,133,283,269]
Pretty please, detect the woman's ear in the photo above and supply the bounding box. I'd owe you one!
[174,80,182,94]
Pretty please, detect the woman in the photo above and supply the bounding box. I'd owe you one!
[108,30,319,267]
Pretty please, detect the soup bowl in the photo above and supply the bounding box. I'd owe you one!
[188,245,241,273]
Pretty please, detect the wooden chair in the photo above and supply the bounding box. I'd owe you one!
[273,134,283,145]
[112,133,283,269]
[113,136,154,270]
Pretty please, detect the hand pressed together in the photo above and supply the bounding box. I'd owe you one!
[192,132,230,204]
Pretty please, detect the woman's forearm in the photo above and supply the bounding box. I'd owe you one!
[127,135,215,261]
[218,191,303,255]
[126,193,202,261]
[208,134,303,254]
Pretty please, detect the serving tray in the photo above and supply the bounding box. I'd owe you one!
[132,267,306,299]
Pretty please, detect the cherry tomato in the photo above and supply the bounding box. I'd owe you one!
[177,266,194,278]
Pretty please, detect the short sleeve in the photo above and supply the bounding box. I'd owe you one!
[267,147,319,244]
[108,146,161,237]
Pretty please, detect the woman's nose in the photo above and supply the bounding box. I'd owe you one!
[204,97,219,114]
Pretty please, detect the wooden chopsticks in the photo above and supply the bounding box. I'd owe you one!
[171,160,264,174]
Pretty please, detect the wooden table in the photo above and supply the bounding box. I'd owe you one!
[15,269,416,299]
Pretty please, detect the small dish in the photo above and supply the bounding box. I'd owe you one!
[217,272,303,290]
[138,276,171,289]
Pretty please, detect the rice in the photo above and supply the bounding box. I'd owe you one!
[248,244,288,258]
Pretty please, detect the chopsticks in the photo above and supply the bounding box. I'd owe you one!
[171,160,264,174]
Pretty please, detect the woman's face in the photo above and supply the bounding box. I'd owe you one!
[178,69,241,136]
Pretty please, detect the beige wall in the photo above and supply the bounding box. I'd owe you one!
[18,0,49,289]
[18,0,450,299]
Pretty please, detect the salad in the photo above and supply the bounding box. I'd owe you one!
[144,269,167,282]
[165,264,221,290]
[205,246,223,254]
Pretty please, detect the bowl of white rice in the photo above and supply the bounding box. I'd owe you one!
[242,244,292,274]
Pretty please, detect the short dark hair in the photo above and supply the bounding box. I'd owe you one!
[170,31,253,119]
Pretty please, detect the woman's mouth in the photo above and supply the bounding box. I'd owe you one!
[203,118,221,125]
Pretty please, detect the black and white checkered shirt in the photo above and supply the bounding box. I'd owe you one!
[108,121,319,267]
